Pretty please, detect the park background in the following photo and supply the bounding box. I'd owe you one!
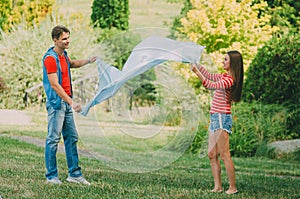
[0,0,299,198]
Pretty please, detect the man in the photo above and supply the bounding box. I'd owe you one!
[42,25,96,185]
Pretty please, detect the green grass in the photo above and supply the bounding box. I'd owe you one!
[1,1,299,198]
[0,135,299,199]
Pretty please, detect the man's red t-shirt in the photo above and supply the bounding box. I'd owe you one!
[44,54,72,96]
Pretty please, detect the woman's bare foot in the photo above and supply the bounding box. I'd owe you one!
[225,189,238,194]
[210,188,223,193]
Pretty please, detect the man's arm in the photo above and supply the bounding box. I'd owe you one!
[69,56,97,68]
[48,73,81,112]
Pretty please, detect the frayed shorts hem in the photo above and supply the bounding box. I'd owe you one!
[209,128,232,134]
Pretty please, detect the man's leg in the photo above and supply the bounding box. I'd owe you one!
[45,105,65,180]
[62,102,82,177]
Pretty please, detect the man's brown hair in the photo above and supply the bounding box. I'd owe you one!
[51,25,70,40]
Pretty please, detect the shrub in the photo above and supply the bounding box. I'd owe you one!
[0,0,54,32]
[173,0,278,69]
[243,32,300,137]
[266,0,300,33]
[91,0,129,30]
[230,102,290,157]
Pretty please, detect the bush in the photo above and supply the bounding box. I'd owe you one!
[230,102,290,157]
[266,0,300,33]
[243,32,300,137]
[91,0,129,30]
[0,0,54,32]
[172,0,278,70]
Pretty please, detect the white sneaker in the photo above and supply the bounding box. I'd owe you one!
[66,176,91,185]
[46,177,62,184]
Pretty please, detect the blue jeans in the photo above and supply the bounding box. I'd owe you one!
[45,101,82,179]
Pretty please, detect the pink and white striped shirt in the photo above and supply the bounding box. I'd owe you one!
[199,66,233,114]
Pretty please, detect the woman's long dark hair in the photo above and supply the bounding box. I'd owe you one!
[228,50,244,102]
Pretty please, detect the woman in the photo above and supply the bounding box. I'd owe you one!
[191,50,243,195]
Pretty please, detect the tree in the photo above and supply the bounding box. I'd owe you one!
[243,32,300,137]
[177,0,278,69]
[91,0,129,30]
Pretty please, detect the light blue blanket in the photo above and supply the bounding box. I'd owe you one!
[81,36,205,116]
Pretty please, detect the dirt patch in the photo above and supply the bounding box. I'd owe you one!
[5,135,112,161]
[0,109,33,125]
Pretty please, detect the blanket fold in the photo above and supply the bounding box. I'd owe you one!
[81,36,205,116]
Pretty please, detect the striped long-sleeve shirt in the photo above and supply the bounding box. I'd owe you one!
[199,66,233,114]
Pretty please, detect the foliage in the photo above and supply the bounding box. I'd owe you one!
[91,0,129,30]
[174,0,279,70]
[170,0,192,39]
[132,77,157,108]
[243,32,300,137]
[0,0,54,32]
[230,102,291,157]
[262,0,300,33]
[0,16,98,109]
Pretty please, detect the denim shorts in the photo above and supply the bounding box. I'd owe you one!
[209,113,232,134]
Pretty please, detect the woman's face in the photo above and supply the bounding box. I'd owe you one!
[222,54,230,71]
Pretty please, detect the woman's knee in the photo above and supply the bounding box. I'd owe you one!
[219,151,231,161]
[208,150,218,159]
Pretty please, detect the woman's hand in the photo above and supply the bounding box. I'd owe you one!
[190,63,206,82]
[190,63,200,73]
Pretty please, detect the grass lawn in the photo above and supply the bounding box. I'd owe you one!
[1,0,299,198]
[0,135,299,198]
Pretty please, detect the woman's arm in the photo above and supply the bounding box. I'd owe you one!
[203,75,233,90]
[191,63,206,82]
[191,64,233,90]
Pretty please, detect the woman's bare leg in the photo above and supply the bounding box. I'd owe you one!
[208,130,222,192]
[218,130,238,194]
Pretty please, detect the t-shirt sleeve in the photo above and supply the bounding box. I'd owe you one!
[44,56,57,74]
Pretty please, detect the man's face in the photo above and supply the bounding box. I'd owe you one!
[54,32,70,50]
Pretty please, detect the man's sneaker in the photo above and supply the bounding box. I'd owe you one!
[66,176,91,185]
[46,177,62,184]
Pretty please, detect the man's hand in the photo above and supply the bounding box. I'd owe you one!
[88,56,98,64]
[71,102,82,113]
